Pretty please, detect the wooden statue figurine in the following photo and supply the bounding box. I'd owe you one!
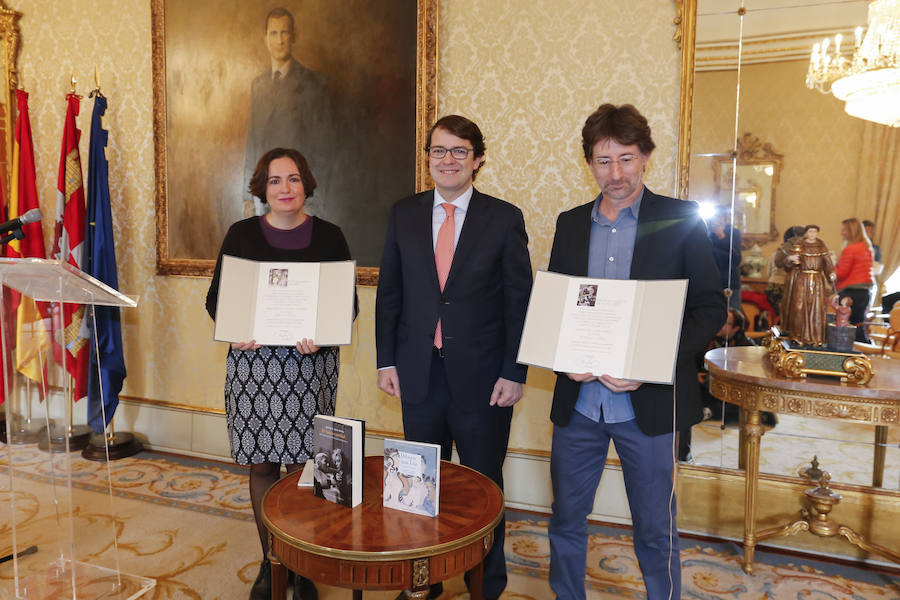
[774,224,836,347]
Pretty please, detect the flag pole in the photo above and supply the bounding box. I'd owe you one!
[38,374,91,453]
[78,89,140,462]
[8,373,40,444]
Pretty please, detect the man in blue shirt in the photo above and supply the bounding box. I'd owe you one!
[546,104,725,600]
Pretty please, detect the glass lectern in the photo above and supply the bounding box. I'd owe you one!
[0,258,154,599]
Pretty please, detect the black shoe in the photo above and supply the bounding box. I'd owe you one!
[394,582,443,600]
[249,559,271,600]
[292,574,318,600]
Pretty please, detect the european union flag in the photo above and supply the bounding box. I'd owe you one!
[85,94,126,434]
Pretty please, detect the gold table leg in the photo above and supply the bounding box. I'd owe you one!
[873,425,887,488]
[754,468,900,567]
[741,409,764,574]
[839,526,900,564]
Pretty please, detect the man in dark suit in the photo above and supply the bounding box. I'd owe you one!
[546,104,725,600]
[243,7,330,217]
[376,115,533,600]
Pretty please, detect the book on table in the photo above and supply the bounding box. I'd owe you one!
[383,439,441,517]
[517,270,688,384]
[296,459,314,488]
[311,415,365,508]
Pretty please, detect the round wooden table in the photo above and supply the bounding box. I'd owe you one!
[262,455,504,600]
[705,345,900,573]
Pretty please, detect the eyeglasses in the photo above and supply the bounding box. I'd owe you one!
[592,155,640,171]
[427,146,474,160]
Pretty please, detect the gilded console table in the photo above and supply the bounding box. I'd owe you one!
[705,346,900,573]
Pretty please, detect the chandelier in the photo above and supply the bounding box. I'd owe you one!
[806,0,900,127]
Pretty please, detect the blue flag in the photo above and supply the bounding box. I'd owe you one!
[85,94,126,434]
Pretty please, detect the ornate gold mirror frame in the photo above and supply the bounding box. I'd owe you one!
[0,1,21,204]
[711,133,783,248]
[675,0,697,201]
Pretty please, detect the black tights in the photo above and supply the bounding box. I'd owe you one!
[249,461,303,557]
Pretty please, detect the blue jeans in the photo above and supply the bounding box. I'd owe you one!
[549,411,680,600]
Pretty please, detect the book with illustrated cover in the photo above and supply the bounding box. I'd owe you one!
[312,415,365,508]
[383,439,440,517]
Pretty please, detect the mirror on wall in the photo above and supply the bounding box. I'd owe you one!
[711,132,781,248]
[680,0,899,491]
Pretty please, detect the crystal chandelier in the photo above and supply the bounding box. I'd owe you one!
[806,0,900,127]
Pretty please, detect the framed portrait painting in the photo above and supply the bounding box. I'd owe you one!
[152,0,437,284]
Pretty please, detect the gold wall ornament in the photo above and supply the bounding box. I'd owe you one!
[675,0,697,199]
[0,0,21,206]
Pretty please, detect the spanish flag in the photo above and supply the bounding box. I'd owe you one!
[7,90,51,389]
[50,93,89,402]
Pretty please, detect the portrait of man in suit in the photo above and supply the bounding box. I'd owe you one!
[375,115,533,600]
[158,0,419,269]
[546,104,726,600]
[243,6,331,218]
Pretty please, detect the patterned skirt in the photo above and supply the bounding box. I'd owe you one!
[224,346,339,465]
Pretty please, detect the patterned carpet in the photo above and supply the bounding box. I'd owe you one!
[1,446,898,599]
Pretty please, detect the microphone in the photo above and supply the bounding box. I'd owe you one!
[0,208,42,235]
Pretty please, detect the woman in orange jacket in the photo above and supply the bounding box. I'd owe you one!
[834,218,874,342]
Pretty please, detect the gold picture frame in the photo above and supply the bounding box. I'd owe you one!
[152,0,438,285]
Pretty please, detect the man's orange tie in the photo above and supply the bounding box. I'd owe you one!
[433,203,456,349]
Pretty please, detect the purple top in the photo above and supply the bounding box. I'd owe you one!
[260,214,313,250]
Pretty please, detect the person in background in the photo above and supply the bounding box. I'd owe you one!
[765,225,804,320]
[708,207,743,310]
[207,148,355,600]
[862,219,884,312]
[835,218,874,343]
[862,219,882,264]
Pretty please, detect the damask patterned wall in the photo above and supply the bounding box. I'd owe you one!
[15,0,682,452]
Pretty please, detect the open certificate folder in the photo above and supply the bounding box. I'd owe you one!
[213,256,355,346]
[517,271,688,384]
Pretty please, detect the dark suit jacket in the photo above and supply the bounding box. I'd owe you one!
[244,59,331,198]
[548,188,726,436]
[375,188,533,409]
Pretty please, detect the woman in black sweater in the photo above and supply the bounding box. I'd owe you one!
[206,148,353,600]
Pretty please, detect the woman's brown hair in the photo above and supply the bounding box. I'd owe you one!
[248,147,317,202]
